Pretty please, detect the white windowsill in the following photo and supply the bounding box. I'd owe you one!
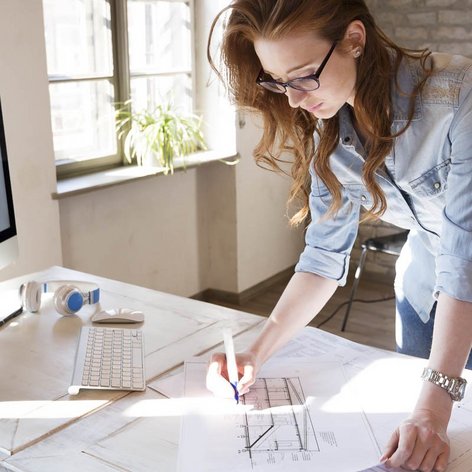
[53,149,239,199]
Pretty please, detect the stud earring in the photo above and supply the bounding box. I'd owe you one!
[354,48,362,58]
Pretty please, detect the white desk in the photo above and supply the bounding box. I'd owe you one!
[0,267,471,472]
[0,266,264,470]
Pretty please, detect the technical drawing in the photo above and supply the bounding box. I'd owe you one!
[176,359,385,472]
[240,377,320,467]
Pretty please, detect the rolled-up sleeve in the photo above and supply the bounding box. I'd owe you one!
[435,80,472,301]
[295,162,360,285]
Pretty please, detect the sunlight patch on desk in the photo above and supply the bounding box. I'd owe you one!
[123,397,254,417]
[0,400,108,419]
[321,357,424,414]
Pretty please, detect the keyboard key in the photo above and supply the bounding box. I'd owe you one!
[132,348,143,367]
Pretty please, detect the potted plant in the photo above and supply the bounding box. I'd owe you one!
[115,100,206,174]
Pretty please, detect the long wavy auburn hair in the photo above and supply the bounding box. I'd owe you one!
[207,0,432,226]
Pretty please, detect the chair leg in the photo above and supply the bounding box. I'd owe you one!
[341,247,368,332]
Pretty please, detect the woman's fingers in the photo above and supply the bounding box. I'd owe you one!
[418,448,449,472]
[238,362,256,395]
[380,427,399,463]
[386,423,418,468]
[206,354,234,398]
[206,351,258,398]
[382,413,450,472]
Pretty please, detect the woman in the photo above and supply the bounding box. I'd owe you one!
[206,1,472,471]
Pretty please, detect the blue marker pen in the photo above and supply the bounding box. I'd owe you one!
[223,328,239,404]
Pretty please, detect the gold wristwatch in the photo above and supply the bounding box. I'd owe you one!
[421,367,467,401]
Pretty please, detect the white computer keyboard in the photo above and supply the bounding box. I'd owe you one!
[68,326,145,395]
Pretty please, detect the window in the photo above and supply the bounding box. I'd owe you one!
[43,0,195,179]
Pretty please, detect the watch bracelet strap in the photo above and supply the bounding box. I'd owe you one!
[421,367,467,401]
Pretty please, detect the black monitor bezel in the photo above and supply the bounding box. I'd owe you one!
[0,98,17,242]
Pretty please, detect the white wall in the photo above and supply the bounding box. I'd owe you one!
[235,113,304,292]
[194,1,304,294]
[0,0,62,282]
[59,170,204,295]
[197,160,239,294]
[0,0,303,298]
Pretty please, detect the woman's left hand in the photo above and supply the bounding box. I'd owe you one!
[381,407,450,472]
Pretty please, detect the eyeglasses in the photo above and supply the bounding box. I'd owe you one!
[256,42,337,94]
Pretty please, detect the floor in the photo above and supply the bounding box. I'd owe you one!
[208,271,397,352]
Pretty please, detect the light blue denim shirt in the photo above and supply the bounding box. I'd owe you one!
[295,53,472,322]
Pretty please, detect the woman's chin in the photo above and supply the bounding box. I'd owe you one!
[311,107,337,119]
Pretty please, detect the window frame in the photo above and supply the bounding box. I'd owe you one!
[50,0,196,180]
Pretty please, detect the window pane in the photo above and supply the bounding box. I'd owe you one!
[49,80,116,162]
[43,0,113,77]
[128,0,191,73]
[130,74,192,113]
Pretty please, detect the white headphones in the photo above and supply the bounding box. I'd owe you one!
[19,280,100,317]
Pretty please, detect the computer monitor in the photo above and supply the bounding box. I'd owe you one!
[0,98,18,270]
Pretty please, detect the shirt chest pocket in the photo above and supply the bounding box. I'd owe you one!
[408,159,450,198]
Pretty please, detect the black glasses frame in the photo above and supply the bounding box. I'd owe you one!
[256,42,337,93]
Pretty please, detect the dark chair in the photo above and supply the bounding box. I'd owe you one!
[340,230,409,332]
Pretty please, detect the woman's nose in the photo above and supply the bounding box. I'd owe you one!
[285,88,308,108]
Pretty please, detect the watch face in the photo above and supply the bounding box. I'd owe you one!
[450,378,467,401]
[458,381,467,400]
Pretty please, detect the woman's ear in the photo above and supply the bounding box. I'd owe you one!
[344,20,366,57]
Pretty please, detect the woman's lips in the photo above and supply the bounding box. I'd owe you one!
[306,102,323,113]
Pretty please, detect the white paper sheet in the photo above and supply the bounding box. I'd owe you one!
[153,327,472,472]
[275,328,472,472]
[177,358,381,472]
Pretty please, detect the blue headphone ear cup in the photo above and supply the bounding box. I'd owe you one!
[19,281,42,313]
[54,285,84,316]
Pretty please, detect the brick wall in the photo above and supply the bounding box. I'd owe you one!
[351,0,472,281]
[367,0,472,55]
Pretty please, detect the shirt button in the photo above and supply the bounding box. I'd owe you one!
[343,136,351,144]
[361,195,367,202]
[433,182,441,190]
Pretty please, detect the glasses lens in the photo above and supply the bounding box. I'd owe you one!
[290,78,320,91]
[258,81,286,93]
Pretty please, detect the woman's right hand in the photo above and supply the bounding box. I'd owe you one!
[205,273,336,399]
[206,350,259,398]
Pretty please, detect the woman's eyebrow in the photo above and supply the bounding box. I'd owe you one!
[263,60,315,78]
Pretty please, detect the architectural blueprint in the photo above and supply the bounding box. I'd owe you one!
[177,358,381,472]
[152,326,472,472]
[240,377,318,467]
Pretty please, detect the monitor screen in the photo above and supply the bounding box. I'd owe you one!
[0,98,18,270]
